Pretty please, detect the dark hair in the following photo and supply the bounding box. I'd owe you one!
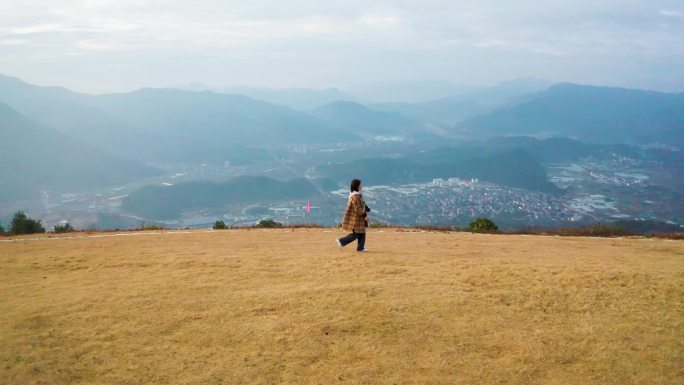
[350,179,361,192]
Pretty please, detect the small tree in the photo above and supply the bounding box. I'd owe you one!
[10,211,46,235]
[53,223,75,233]
[0,221,5,235]
[257,219,282,228]
[213,220,227,229]
[468,217,498,233]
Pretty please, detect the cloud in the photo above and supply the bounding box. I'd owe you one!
[0,39,29,45]
[359,14,403,28]
[0,0,681,92]
[74,39,129,51]
[2,24,79,34]
[660,10,683,17]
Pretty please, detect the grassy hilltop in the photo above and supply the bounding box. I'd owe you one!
[1,229,682,384]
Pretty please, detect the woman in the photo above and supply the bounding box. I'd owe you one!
[336,179,370,252]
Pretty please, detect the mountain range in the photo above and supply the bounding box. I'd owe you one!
[3,73,681,152]
[0,74,360,164]
[0,102,159,200]
[368,78,553,126]
[88,87,358,145]
[1,72,682,207]
[221,86,357,110]
[457,83,684,148]
[346,79,480,103]
[309,100,425,139]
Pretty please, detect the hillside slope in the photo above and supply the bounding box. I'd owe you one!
[457,83,684,148]
[317,147,559,193]
[0,74,359,164]
[309,100,424,138]
[90,88,358,145]
[1,229,681,385]
[122,176,320,219]
[0,103,160,201]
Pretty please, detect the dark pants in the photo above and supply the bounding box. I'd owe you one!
[339,230,366,251]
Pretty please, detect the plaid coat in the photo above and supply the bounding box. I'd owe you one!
[342,193,367,233]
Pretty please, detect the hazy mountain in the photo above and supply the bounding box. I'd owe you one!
[222,86,358,110]
[370,98,488,125]
[88,88,358,145]
[0,103,160,201]
[348,80,480,103]
[0,74,360,164]
[451,77,553,107]
[475,136,642,163]
[174,82,217,92]
[309,100,425,138]
[122,176,319,219]
[0,74,185,162]
[456,83,684,148]
[176,82,360,110]
[0,73,91,104]
[0,74,138,153]
[317,147,558,193]
[366,78,552,126]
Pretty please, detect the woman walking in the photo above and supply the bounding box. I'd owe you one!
[336,179,370,252]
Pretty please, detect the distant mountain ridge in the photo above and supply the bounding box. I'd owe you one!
[369,78,553,126]
[4,74,682,154]
[0,74,360,165]
[309,100,425,139]
[450,77,553,106]
[347,80,480,103]
[470,136,643,163]
[370,98,488,126]
[0,102,160,200]
[457,83,684,148]
[176,83,358,110]
[221,86,357,110]
[88,87,358,144]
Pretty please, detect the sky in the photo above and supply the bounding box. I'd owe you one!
[0,0,683,94]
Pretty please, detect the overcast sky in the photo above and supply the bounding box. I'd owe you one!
[1,0,683,94]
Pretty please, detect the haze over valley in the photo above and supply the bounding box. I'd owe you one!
[2,0,683,232]
[1,73,682,231]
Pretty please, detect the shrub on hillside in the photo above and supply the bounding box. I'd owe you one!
[415,225,461,232]
[556,223,628,237]
[257,219,282,228]
[53,223,75,233]
[369,220,389,228]
[213,220,227,229]
[468,217,498,233]
[138,222,165,231]
[10,211,45,235]
[285,223,325,229]
[511,223,633,238]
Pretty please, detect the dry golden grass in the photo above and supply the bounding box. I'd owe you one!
[1,229,683,385]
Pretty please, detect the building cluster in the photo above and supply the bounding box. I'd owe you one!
[547,158,651,189]
[361,178,579,226]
